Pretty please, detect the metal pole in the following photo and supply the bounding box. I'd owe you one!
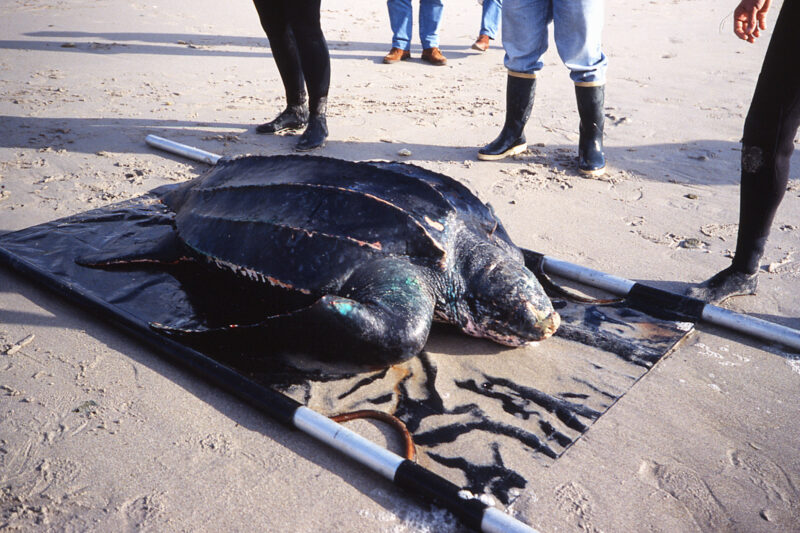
[145,134,222,165]
[292,407,539,533]
[701,305,800,350]
[539,255,800,351]
[542,256,635,296]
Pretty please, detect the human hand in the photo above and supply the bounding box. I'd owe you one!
[733,0,771,42]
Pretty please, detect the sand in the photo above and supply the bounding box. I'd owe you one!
[1,0,799,531]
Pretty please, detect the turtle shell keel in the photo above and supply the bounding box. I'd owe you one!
[151,155,558,362]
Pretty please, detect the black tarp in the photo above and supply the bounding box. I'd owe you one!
[0,190,692,504]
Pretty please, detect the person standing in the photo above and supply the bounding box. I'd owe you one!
[689,0,800,303]
[252,0,330,151]
[472,0,502,52]
[477,0,608,178]
[383,0,448,66]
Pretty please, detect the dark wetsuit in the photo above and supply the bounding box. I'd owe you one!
[252,0,330,116]
[734,0,800,274]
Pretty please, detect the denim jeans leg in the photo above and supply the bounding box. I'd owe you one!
[552,0,607,85]
[480,0,502,39]
[419,0,444,49]
[502,0,551,75]
[387,0,413,50]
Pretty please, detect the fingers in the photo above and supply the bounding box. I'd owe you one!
[732,4,750,41]
[733,13,753,42]
[732,0,771,43]
[746,6,759,34]
[755,0,771,35]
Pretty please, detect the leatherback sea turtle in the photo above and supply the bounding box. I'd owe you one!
[83,155,559,363]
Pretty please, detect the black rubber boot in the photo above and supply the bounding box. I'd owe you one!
[478,75,536,161]
[255,100,309,134]
[575,85,606,176]
[295,96,328,152]
[686,265,758,304]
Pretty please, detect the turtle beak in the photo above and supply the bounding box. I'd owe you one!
[527,302,560,341]
[461,256,559,346]
[473,303,560,347]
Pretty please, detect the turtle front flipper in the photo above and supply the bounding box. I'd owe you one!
[309,258,436,362]
[152,258,436,365]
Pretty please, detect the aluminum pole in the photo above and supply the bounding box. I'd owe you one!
[539,255,800,351]
[145,134,222,165]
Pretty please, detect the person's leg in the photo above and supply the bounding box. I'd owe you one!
[688,0,800,303]
[473,0,502,50]
[419,0,443,48]
[420,0,446,64]
[552,0,608,175]
[478,0,549,160]
[384,0,413,62]
[734,3,800,275]
[253,0,308,133]
[283,0,331,151]
[501,0,550,77]
[388,0,413,50]
[480,0,502,39]
[552,0,606,86]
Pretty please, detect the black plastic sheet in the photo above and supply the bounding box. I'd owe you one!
[0,191,693,504]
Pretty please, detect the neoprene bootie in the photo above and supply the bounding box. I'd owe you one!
[575,85,606,176]
[478,75,535,161]
[686,266,758,304]
[295,96,328,151]
[256,101,309,134]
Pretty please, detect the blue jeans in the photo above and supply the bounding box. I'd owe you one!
[387,0,444,50]
[480,0,502,39]
[502,0,607,85]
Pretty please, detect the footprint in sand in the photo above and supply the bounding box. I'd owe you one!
[0,440,84,529]
[727,447,800,527]
[554,481,602,533]
[638,459,733,533]
[123,493,165,530]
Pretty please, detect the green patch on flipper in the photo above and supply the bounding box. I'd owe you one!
[405,276,422,289]
[331,299,354,316]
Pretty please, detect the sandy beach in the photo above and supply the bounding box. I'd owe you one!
[1,0,799,531]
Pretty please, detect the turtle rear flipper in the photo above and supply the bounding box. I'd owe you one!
[76,231,191,268]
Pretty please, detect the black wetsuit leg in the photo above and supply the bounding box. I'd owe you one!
[252,0,306,106]
[734,0,800,274]
[687,1,800,303]
[281,0,330,111]
[252,0,330,146]
[281,0,330,150]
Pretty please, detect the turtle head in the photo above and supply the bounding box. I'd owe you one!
[461,255,560,346]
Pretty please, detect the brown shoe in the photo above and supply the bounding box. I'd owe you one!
[421,47,447,66]
[383,47,411,64]
[471,35,490,51]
